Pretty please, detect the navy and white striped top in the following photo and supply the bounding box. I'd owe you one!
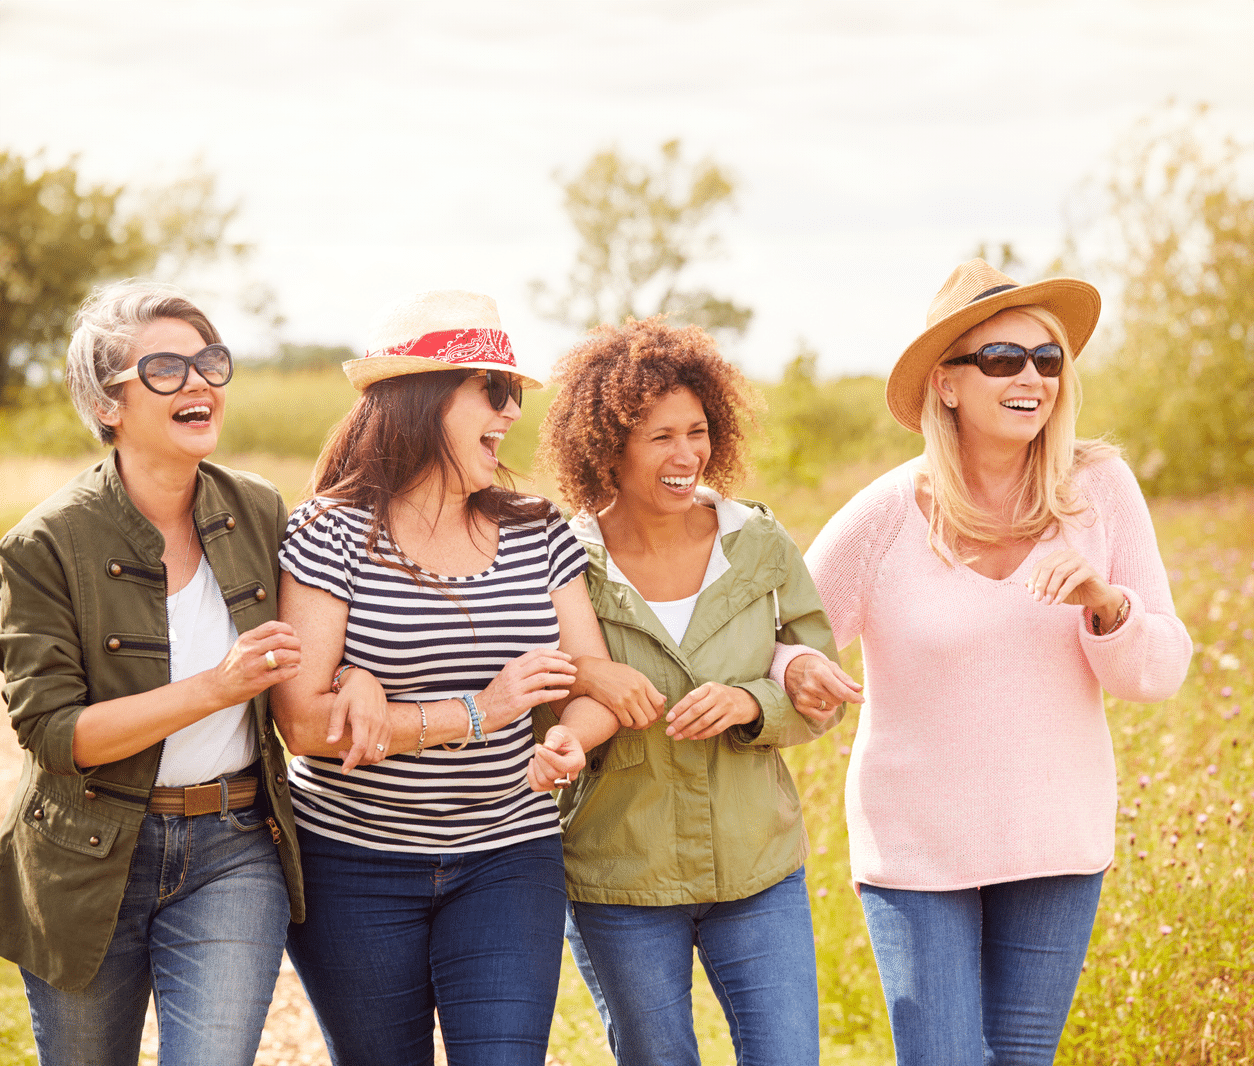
[278,498,589,853]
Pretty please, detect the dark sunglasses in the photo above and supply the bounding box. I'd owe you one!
[481,369,523,412]
[945,342,1064,378]
[104,344,234,394]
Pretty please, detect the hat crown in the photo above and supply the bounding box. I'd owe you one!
[366,290,502,354]
[926,259,1020,329]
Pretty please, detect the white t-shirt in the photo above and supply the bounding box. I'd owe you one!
[156,554,257,787]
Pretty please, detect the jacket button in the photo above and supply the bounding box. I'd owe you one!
[254,587,267,602]
[589,758,602,773]
[225,515,236,530]
[108,562,122,577]
[89,835,101,846]
[84,789,97,800]
[274,772,286,785]
[33,808,44,820]
[106,637,121,652]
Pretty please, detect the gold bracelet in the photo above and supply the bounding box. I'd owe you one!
[1093,596,1130,635]
[442,698,473,752]
[414,701,427,759]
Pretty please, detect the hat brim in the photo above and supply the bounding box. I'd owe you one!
[886,278,1101,434]
[343,355,544,392]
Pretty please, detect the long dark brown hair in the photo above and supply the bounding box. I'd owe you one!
[311,369,551,588]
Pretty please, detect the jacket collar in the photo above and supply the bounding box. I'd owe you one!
[98,450,230,562]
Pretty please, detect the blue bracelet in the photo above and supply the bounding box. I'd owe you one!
[460,693,484,742]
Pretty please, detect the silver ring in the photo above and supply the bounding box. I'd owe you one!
[375,743,385,753]
[817,700,826,712]
[264,650,278,671]
[554,774,572,789]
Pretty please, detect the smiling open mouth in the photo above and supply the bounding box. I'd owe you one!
[173,405,211,424]
[661,475,696,488]
[482,430,505,456]
[1001,398,1040,411]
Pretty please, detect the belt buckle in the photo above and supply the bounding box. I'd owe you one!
[183,782,222,817]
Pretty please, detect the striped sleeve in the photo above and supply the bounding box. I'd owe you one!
[278,499,358,603]
[545,507,589,592]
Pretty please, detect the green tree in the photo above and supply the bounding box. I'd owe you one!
[0,151,253,404]
[530,139,752,337]
[1076,105,1254,494]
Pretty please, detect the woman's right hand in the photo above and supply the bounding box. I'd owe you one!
[572,656,666,729]
[476,648,579,733]
[209,620,301,707]
[783,653,864,719]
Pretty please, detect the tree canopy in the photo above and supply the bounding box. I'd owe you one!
[1076,105,1254,495]
[0,152,250,405]
[530,139,752,338]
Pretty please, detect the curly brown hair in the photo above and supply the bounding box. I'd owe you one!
[537,317,760,512]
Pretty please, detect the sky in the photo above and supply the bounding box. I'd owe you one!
[3,0,1253,381]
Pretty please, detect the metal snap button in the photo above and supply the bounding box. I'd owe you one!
[254,587,267,602]
[108,561,122,577]
[225,515,236,530]
[32,808,44,820]
[89,835,100,846]
[106,637,121,651]
[84,789,97,800]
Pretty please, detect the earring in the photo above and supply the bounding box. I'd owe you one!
[946,400,956,409]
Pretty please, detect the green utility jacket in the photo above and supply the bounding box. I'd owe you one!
[551,496,841,906]
[0,452,303,991]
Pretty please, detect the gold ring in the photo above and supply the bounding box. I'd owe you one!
[264,650,278,671]
[817,700,826,712]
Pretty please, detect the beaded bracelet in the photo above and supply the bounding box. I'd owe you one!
[460,693,484,742]
[330,663,356,693]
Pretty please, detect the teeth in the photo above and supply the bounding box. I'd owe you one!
[174,405,211,422]
[661,475,695,488]
[482,431,505,441]
[1002,398,1040,410]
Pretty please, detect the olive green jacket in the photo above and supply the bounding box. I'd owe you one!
[547,495,841,906]
[0,452,303,992]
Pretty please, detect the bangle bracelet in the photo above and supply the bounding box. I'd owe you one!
[443,698,473,752]
[459,694,484,741]
[330,663,356,693]
[413,701,427,759]
[1093,596,1130,635]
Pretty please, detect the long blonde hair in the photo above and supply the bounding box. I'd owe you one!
[918,305,1119,562]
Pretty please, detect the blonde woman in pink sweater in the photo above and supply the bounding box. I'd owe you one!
[779,259,1191,1065]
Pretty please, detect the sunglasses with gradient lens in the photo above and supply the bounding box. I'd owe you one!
[482,369,523,412]
[945,342,1064,378]
[104,345,234,394]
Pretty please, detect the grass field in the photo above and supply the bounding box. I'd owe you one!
[0,371,1250,1061]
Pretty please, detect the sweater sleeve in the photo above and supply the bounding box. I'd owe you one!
[1075,458,1192,702]
[802,469,908,650]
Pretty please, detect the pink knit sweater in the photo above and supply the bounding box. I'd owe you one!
[798,456,1191,891]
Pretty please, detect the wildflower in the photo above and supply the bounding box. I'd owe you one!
[1207,764,1218,775]
[816,845,828,855]
[1243,629,1253,641]
[839,745,850,756]
[1218,654,1240,670]
[1138,774,1151,788]
[1221,686,1233,698]
[1159,925,1173,935]
[1137,850,1148,859]
[816,887,828,899]
[1197,842,1205,851]
[1125,995,1134,1005]
[1197,813,1208,825]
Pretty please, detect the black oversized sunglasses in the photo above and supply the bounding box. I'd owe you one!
[104,344,234,394]
[480,369,523,412]
[945,342,1064,378]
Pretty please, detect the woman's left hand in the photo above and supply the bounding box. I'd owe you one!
[527,724,586,792]
[327,665,393,774]
[665,682,760,741]
[1027,549,1123,618]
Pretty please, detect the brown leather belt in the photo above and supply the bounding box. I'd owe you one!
[148,775,258,816]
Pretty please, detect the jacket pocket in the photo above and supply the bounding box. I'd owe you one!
[23,790,121,858]
[585,733,646,776]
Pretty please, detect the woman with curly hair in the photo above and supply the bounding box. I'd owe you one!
[536,317,851,1066]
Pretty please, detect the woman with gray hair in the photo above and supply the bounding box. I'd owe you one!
[0,280,308,1066]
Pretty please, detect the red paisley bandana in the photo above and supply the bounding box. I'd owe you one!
[372,328,516,367]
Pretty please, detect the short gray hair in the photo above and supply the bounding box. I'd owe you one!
[65,280,221,444]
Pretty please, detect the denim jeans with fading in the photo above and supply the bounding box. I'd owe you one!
[860,872,1105,1066]
[565,866,820,1066]
[22,802,289,1066]
[285,828,567,1066]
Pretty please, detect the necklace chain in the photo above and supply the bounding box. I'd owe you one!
[167,517,197,644]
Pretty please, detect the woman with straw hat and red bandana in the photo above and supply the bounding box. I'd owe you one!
[775,260,1192,1064]
[270,290,623,1066]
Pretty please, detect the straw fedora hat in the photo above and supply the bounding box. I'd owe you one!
[886,259,1101,433]
[343,290,543,391]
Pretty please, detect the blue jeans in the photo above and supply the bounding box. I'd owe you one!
[285,828,567,1066]
[565,867,819,1066]
[860,873,1104,1066]
[22,803,289,1066]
